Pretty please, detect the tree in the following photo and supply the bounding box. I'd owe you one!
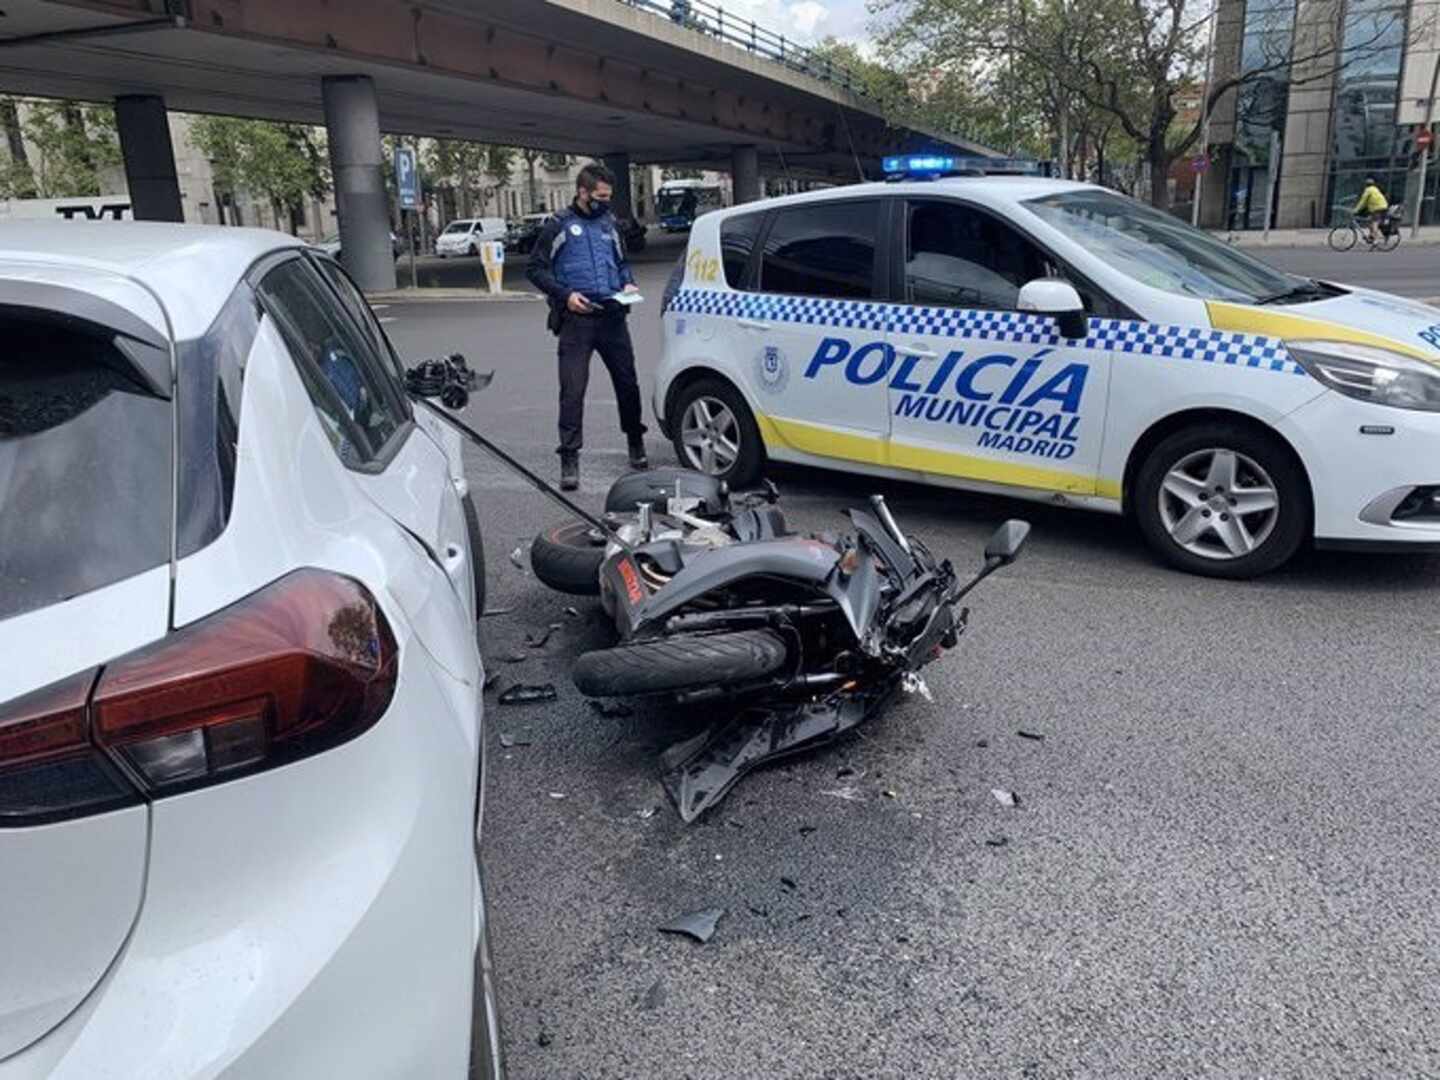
[423,139,517,219]
[0,99,121,199]
[189,116,329,233]
[875,0,1418,208]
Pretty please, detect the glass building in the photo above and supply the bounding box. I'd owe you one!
[1203,0,1440,228]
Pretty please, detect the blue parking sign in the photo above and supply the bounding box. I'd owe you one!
[395,147,419,210]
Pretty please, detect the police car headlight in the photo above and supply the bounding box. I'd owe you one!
[1288,340,1440,412]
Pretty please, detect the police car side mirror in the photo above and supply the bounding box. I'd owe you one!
[1017,278,1088,341]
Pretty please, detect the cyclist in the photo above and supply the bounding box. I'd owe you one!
[1354,177,1389,245]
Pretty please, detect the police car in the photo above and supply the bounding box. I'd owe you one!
[654,155,1440,578]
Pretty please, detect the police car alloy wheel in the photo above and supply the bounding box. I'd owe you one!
[1135,423,1309,578]
[671,377,763,486]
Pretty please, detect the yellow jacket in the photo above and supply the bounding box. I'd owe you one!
[1356,184,1389,213]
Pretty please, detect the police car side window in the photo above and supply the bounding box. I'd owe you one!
[760,201,880,300]
[720,211,764,289]
[905,200,1051,310]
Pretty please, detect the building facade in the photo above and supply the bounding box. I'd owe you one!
[1198,0,1440,229]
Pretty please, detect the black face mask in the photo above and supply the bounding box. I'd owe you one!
[588,197,611,214]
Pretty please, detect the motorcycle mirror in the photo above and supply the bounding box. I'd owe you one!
[984,519,1031,564]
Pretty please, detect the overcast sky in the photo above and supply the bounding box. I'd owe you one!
[724,0,874,45]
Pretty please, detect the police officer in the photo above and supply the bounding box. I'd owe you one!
[527,162,648,492]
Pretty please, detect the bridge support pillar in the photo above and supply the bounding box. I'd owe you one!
[115,96,183,223]
[731,145,761,204]
[602,152,633,220]
[322,75,395,291]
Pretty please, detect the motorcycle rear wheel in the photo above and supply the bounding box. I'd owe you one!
[574,629,788,698]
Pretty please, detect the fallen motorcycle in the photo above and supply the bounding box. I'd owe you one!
[530,468,1030,821]
[403,356,1030,822]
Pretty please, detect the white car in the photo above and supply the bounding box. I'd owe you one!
[656,162,1440,577]
[435,217,506,258]
[0,224,501,1077]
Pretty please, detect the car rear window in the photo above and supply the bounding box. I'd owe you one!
[720,211,764,289]
[759,200,881,300]
[0,317,171,620]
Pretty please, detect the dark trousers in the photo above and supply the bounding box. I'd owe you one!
[556,309,646,455]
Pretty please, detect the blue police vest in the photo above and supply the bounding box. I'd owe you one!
[550,209,625,299]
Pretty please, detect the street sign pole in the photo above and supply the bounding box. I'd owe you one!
[1263,129,1280,242]
[1412,55,1440,239]
[409,142,419,289]
[395,143,421,288]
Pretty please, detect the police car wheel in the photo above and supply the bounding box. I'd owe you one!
[1136,424,1307,578]
[671,378,763,488]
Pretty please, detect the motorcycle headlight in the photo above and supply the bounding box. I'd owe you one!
[1288,340,1440,412]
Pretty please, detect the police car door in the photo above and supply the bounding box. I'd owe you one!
[886,197,1111,496]
[743,199,892,461]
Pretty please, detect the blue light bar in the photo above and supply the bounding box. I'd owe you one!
[881,154,1053,178]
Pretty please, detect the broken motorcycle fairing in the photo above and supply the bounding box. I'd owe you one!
[561,472,1029,822]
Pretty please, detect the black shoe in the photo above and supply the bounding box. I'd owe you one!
[627,437,649,471]
[560,453,579,492]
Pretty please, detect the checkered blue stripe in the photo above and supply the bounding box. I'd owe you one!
[669,289,1304,375]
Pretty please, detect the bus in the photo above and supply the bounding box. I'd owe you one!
[655,179,725,232]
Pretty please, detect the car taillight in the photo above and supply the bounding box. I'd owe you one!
[0,570,397,826]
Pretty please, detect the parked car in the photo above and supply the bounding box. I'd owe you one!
[316,228,402,261]
[436,217,507,258]
[0,222,501,1079]
[505,212,551,254]
[658,155,1440,578]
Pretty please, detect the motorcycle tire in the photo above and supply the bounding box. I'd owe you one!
[573,629,788,698]
[530,520,606,596]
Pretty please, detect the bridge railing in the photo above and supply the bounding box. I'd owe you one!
[616,0,871,98]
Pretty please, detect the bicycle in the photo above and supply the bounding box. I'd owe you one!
[1327,208,1403,252]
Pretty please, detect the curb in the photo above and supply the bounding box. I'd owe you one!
[365,288,541,303]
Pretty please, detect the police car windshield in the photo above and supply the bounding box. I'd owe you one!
[1022,191,1295,303]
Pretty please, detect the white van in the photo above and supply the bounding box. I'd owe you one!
[435,217,506,257]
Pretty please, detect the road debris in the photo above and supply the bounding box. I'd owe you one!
[1017,730,1046,742]
[883,789,898,799]
[498,731,533,748]
[587,699,634,718]
[564,606,581,618]
[821,786,865,802]
[641,978,667,1011]
[780,876,797,891]
[503,650,528,664]
[975,738,989,748]
[985,836,1010,848]
[526,623,562,648]
[483,671,501,691]
[509,545,527,572]
[499,683,557,705]
[548,791,567,800]
[991,788,1021,808]
[480,606,515,618]
[636,806,658,820]
[658,908,725,944]
[798,825,817,836]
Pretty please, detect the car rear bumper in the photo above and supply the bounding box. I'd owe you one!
[0,630,482,1080]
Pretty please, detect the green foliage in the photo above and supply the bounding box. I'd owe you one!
[0,99,121,199]
[189,115,330,226]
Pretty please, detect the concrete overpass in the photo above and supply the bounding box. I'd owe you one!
[0,0,998,287]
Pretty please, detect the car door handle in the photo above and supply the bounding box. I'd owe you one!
[904,344,941,359]
[737,318,768,331]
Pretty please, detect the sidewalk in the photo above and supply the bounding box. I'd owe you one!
[364,287,541,303]
[1215,226,1440,247]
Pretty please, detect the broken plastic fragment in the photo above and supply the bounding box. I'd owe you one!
[509,545,527,571]
[564,606,581,618]
[901,671,934,702]
[483,671,500,691]
[481,606,516,618]
[636,806,657,820]
[503,650,528,664]
[821,786,865,802]
[548,791,566,800]
[499,732,533,748]
[883,789,897,799]
[779,876,797,891]
[526,623,562,648]
[1017,730,1046,742]
[985,836,1009,848]
[587,699,634,718]
[658,907,724,944]
[991,788,1020,808]
[499,683,557,705]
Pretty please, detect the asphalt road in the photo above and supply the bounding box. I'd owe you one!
[384,250,1440,1080]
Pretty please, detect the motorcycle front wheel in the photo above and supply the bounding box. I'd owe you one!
[574,629,788,698]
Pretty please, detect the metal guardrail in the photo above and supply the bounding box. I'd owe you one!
[616,0,871,99]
